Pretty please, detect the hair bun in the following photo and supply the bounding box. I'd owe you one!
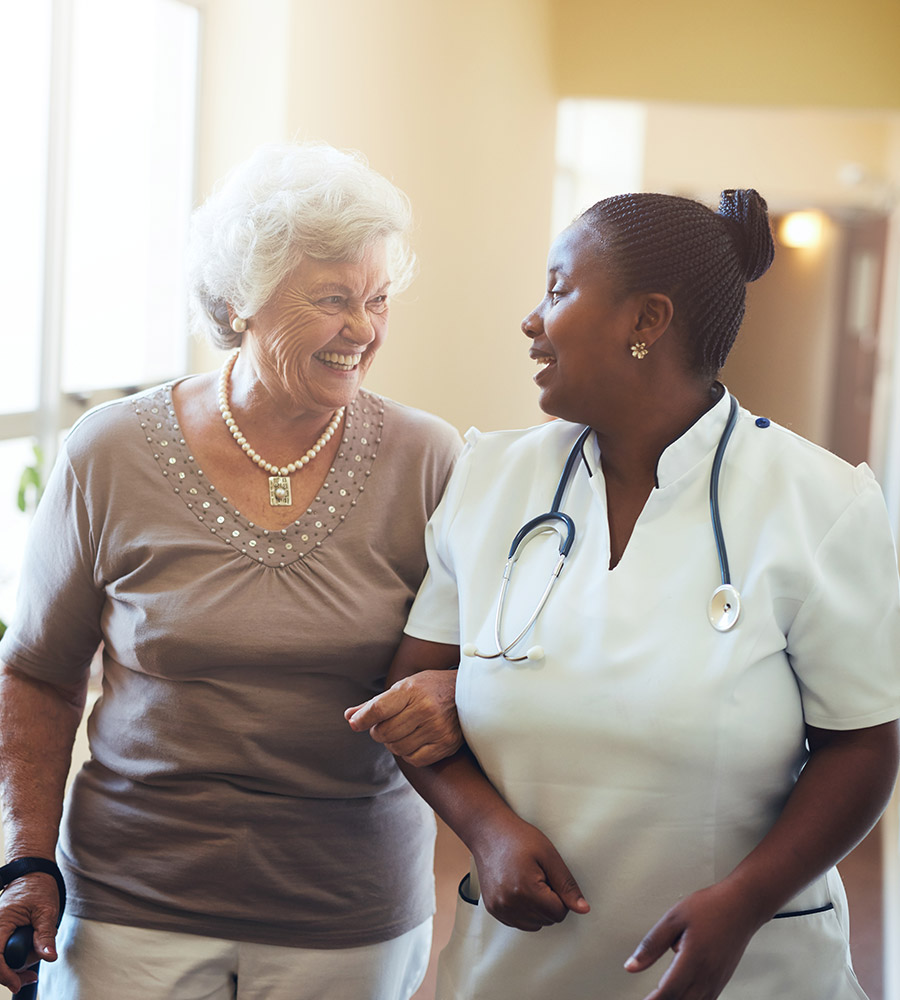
[717,189,774,282]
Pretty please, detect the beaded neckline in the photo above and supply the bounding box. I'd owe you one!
[135,382,384,568]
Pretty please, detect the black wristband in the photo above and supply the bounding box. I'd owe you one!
[0,858,66,925]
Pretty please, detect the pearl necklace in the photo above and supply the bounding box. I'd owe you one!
[218,348,345,507]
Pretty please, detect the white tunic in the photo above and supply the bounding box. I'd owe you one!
[405,390,900,1000]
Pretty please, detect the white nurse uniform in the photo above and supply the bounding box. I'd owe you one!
[404,389,900,1000]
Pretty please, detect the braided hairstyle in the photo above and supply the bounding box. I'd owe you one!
[578,189,774,380]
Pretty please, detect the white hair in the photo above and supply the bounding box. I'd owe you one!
[187,142,416,349]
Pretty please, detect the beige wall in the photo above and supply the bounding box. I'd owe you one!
[631,103,900,467]
[186,3,900,440]
[551,0,900,108]
[642,105,898,212]
[875,125,900,512]
[722,217,844,443]
[189,0,557,434]
[191,0,293,190]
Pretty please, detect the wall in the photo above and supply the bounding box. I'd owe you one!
[191,0,293,193]
[551,0,900,108]
[188,0,557,435]
[642,105,897,212]
[722,218,844,442]
[635,103,900,455]
[876,121,900,514]
[185,4,900,438]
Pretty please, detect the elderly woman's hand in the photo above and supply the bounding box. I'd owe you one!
[344,669,461,766]
[0,874,60,994]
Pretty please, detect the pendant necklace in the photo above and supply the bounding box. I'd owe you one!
[218,348,344,507]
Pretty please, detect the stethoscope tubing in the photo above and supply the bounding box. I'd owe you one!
[506,511,576,560]
[709,395,739,588]
[467,395,742,660]
[550,426,594,514]
[488,516,574,660]
[464,427,589,663]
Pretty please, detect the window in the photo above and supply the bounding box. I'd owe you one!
[553,99,646,237]
[0,0,200,624]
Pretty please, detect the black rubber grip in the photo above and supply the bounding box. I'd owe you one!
[3,926,34,972]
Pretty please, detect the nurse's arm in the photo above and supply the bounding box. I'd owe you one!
[377,635,591,932]
[625,719,900,1000]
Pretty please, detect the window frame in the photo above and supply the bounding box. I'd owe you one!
[2,0,203,476]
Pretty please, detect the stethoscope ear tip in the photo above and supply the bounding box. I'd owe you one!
[461,643,478,658]
[526,645,544,661]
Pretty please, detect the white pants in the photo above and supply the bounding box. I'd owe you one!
[38,914,432,1000]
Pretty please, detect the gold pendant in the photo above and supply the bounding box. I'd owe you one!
[269,476,292,506]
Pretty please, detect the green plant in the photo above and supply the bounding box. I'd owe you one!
[0,444,46,639]
[17,443,45,514]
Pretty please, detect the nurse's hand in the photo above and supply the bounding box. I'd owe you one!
[472,815,591,932]
[344,669,462,766]
[624,882,760,1000]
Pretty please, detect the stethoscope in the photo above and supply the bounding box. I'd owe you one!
[461,395,742,663]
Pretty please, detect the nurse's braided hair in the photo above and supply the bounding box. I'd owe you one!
[578,189,775,380]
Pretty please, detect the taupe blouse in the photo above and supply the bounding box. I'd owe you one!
[0,382,461,948]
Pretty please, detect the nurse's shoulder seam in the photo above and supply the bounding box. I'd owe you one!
[735,405,876,497]
[460,418,582,457]
[438,421,581,529]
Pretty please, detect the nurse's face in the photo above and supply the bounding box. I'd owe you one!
[521,222,642,427]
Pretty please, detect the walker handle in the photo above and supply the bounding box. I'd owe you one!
[3,926,33,972]
[4,926,39,1000]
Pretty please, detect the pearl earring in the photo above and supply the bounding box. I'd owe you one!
[631,342,649,360]
[230,316,247,334]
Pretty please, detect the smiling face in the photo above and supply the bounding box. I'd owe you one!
[522,222,644,428]
[241,241,391,415]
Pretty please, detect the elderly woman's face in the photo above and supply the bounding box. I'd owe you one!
[245,241,391,414]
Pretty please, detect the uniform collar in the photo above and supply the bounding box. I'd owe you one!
[578,386,733,491]
[654,386,732,490]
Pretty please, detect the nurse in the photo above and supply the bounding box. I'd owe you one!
[348,188,900,999]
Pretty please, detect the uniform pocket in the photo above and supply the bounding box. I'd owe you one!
[773,902,834,919]
[724,905,867,1000]
[436,867,488,999]
[458,871,479,906]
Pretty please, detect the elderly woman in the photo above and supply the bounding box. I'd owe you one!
[0,142,460,1000]
[350,190,900,999]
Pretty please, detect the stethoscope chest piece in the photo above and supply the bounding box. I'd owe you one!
[707,583,741,632]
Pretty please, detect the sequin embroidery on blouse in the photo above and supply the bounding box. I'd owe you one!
[135,384,384,568]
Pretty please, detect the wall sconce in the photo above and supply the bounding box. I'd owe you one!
[779,211,825,249]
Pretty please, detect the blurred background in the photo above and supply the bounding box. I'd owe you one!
[1,0,899,996]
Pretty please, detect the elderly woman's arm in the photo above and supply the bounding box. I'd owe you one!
[0,662,87,994]
[348,636,591,930]
[625,720,899,1000]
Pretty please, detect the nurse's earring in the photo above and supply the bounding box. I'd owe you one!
[630,293,673,359]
